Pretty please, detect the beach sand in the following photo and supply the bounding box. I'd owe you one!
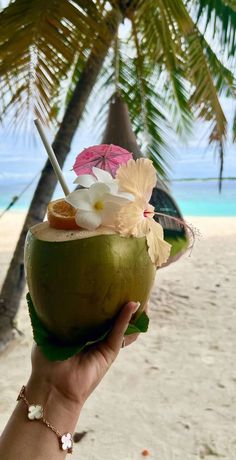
[0,212,235,460]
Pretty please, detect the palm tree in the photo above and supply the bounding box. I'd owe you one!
[0,1,123,345]
[0,0,235,347]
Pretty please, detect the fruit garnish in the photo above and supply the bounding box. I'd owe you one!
[47,198,78,230]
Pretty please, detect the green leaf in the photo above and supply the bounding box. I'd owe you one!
[26,293,149,361]
[194,0,236,57]
[125,311,149,335]
[0,0,111,127]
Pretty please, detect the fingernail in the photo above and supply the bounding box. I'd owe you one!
[132,301,140,313]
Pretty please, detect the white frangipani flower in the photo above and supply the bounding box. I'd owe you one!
[74,166,133,201]
[66,182,132,231]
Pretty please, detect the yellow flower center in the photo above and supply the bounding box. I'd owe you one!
[94,200,104,210]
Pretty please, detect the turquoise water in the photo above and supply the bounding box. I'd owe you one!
[171,180,236,216]
[0,131,235,217]
[0,179,235,217]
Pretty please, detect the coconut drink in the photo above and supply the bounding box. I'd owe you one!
[25,130,172,358]
[25,224,156,344]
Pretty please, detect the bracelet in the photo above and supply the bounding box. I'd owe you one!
[17,385,73,454]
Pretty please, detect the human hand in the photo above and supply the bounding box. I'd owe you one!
[28,301,141,416]
[0,301,145,460]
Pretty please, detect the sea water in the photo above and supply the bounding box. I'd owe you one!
[171,180,236,216]
[0,174,235,217]
[0,134,235,217]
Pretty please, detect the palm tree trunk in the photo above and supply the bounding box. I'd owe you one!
[0,7,122,348]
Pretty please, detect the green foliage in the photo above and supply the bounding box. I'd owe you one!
[0,0,235,180]
[118,53,174,178]
[0,0,109,126]
[125,311,149,335]
[164,232,189,258]
[27,292,149,361]
[200,36,235,96]
[194,0,236,57]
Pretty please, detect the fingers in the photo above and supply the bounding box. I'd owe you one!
[122,332,139,347]
[104,301,140,356]
[121,301,149,348]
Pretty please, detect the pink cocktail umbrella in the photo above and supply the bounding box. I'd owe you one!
[73,144,133,177]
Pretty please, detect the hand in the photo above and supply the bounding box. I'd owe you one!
[0,301,145,460]
[29,301,141,414]
[122,300,149,347]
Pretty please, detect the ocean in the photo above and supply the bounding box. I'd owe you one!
[171,180,236,216]
[0,131,235,217]
[1,173,235,217]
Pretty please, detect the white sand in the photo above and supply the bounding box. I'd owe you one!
[0,212,236,460]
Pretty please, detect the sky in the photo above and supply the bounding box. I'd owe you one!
[0,1,235,194]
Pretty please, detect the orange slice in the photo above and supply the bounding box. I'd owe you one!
[47,198,78,230]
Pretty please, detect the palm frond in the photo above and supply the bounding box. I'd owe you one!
[137,0,230,141]
[187,32,227,140]
[134,1,193,137]
[133,0,230,188]
[116,49,174,178]
[200,35,236,97]
[0,0,110,127]
[155,1,227,141]
[183,24,228,189]
[193,0,236,57]
[92,41,174,179]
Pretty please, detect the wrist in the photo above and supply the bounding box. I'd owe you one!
[25,375,82,434]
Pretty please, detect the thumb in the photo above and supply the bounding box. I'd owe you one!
[105,301,140,356]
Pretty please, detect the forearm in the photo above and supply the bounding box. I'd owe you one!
[0,377,81,460]
[0,302,138,459]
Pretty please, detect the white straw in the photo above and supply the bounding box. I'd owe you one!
[34,119,70,196]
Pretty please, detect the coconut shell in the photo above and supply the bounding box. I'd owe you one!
[24,223,156,344]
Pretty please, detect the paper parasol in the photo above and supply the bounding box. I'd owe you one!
[73,144,133,177]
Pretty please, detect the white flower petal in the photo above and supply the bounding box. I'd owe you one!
[115,191,135,201]
[92,167,113,182]
[104,193,131,205]
[66,189,92,210]
[101,179,134,201]
[105,179,118,192]
[73,174,96,187]
[89,182,110,202]
[97,175,134,198]
[75,210,102,230]
[146,219,172,267]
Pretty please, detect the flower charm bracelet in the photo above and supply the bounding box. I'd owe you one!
[17,386,73,454]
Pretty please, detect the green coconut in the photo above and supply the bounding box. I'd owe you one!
[24,222,156,345]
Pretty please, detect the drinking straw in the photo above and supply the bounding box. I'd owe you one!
[34,119,70,196]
